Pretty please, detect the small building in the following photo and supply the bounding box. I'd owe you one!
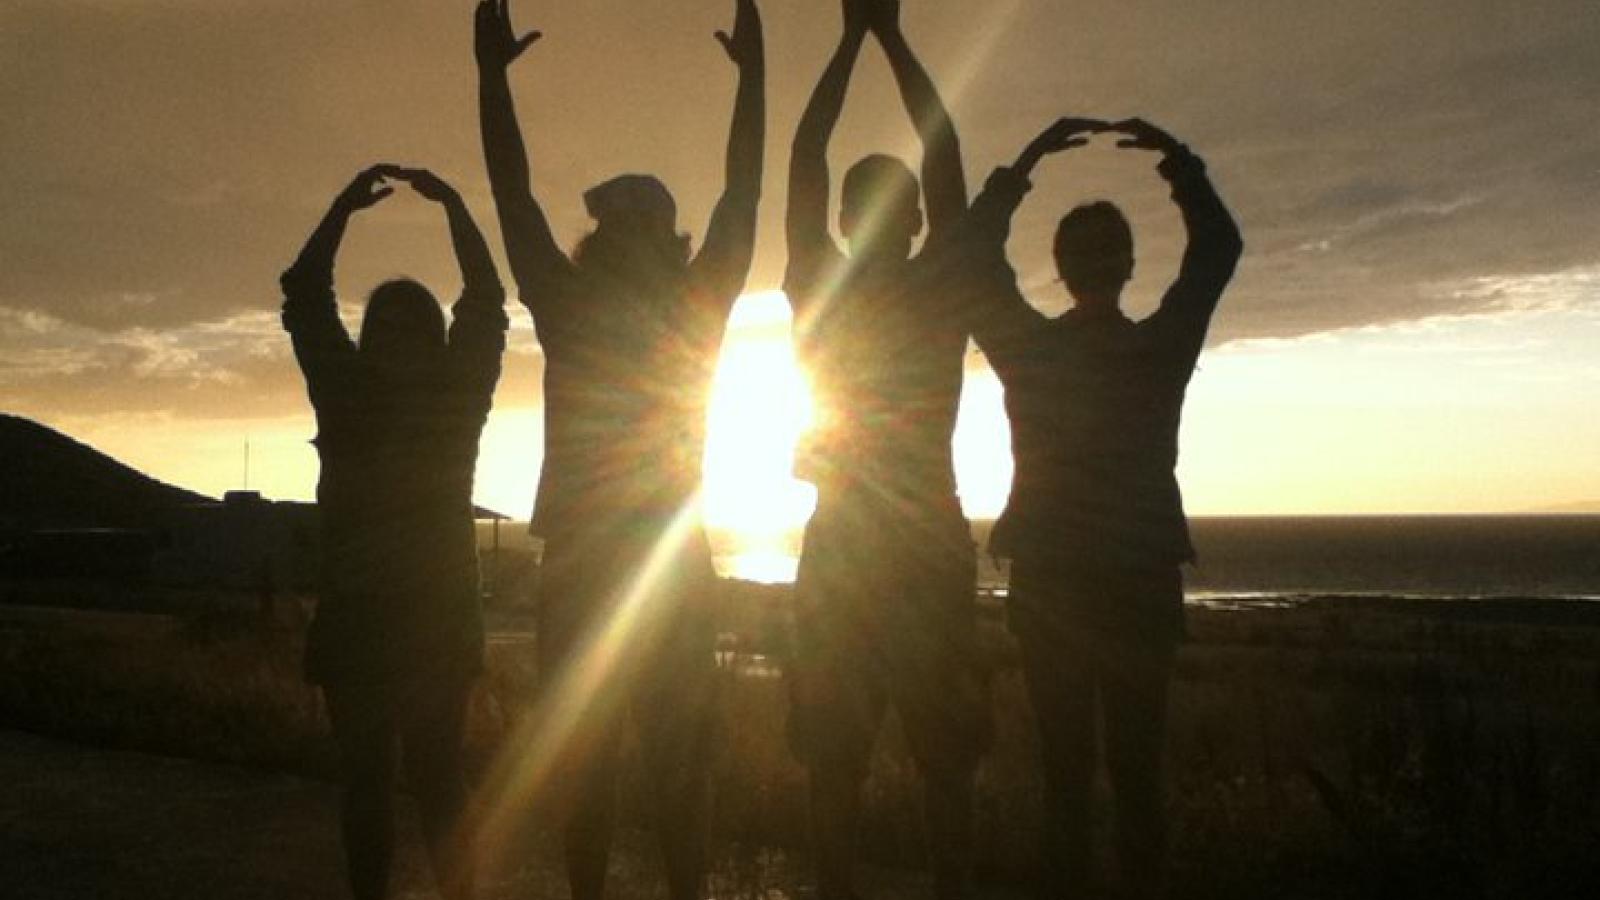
[155,493,514,596]
[154,491,319,591]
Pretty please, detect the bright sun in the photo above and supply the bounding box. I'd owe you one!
[701,291,818,537]
[699,290,1014,538]
[470,289,1014,585]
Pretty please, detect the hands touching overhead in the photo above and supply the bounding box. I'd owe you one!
[841,0,871,38]
[1013,118,1107,176]
[841,0,905,40]
[864,0,902,37]
[286,164,458,305]
[385,167,461,204]
[334,165,399,213]
[334,165,462,211]
[1105,118,1186,156]
[1014,117,1194,176]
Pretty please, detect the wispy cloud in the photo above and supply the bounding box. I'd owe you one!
[2,0,1598,423]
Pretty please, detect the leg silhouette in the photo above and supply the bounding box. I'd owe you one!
[328,686,399,900]
[639,615,718,900]
[810,756,870,900]
[923,761,977,900]
[1015,624,1097,898]
[1102,646,1174,900]
[402,680,475,900]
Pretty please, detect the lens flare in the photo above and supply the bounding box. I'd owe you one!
[471,496,706,867]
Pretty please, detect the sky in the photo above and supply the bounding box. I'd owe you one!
[2,0,1598,520]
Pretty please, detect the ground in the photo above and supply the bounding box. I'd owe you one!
[7,594,1600,899]
[1,728,951,900]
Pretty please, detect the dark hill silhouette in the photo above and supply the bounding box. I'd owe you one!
[0,415,213,532]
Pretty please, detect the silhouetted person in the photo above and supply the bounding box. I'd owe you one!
[282,165,508,900]
[962,117,1243,899]
[474,2,763,899]
[784,2,986,898]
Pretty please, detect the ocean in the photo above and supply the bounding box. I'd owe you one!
[710,515,1600,601]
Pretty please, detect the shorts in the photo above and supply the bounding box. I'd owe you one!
[534,524,720,778]
[306,585,484,687]
[1008,557,1186,648]
[786,499,990,777]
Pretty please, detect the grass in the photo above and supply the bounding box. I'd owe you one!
[3,587,1600,898]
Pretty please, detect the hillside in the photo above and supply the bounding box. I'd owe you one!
[0,415,212,531]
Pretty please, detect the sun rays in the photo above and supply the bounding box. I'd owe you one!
[700,292,817,538]
[471,496,707,867]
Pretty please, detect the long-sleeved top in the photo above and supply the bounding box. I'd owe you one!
[963,151,1242,569]
[282,269,507,684]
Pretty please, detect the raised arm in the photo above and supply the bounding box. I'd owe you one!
[475,0,572,319]
[786,0,869,298]
[389,168,509,376]
[957,168,1046,372]
[280,166,396,374]
[965,118,1104,255]
[869,0,966,238]
[691,0,766,305]
[959,120,1104,371]
[1111,119,1244,362]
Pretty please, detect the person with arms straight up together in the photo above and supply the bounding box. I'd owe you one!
[474,2,764,899]
[962,116,1244,899]
[282,165,509,900]
[784,2,987,898]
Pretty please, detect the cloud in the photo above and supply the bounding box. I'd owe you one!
[0,304,547,422]
[1430,265,1600,316]
[957,1,1600,341]
[3,0,1599,428]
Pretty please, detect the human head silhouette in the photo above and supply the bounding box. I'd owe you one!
[840,154,923,263]
[1054,201,1135,311]
[575,174,692,273]
[359,278,446,360]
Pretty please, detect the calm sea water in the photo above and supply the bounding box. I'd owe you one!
[711,516,1600,601]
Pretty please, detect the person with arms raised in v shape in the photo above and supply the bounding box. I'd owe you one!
[474,2,764,899]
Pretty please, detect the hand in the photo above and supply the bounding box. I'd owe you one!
[388,167,459,204]
[714,0,763,67]
[336,165,397,212]
[1027,117,1108,157]
[864,0,901,37]
[1107,118,1184,156]
[1013,118,1106,176]
[475,0,542,69]
[842,0,870,38]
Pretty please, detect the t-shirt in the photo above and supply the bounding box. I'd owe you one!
[525,260,739,539]
[784,241,970,519]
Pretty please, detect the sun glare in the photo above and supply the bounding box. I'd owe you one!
[696,292,1014,580]
[701,292,818,539]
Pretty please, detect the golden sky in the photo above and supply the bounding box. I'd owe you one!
[3,0,1599,518]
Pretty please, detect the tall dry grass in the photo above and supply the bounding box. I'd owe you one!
[3,590,1599,897]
